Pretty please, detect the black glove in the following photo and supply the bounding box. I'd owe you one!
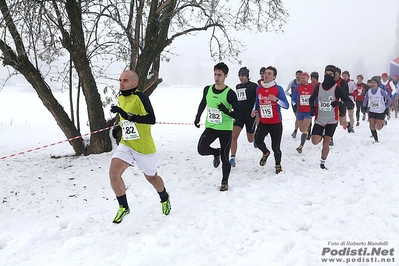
[217,103,230,114]
[194,116,200,128]
[310,105,316,116]
[110,106,128,120]
[331,101,342,107]
[112,125,122,139]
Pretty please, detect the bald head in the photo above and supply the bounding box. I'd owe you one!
[119,70,139,91]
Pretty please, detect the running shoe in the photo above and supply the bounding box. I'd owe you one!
[213,148,221,168]
[275,165,282,174]
[229,157,236,167]
[259,151,270,166]
[320,164,328,170]
[306,134,311,140]
[291,130,297,138]
[220,181,229,191]
[161,196,171,215]
[296,146,302,154]
[253,142,257,148]
[362,114,366,121]
[329,139,334,146]
[356,121,360,126]
[384,120,387,126]
[113,205,130,224]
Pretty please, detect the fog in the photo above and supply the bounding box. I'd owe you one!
[162,0,399,87]
[0,0,398,89]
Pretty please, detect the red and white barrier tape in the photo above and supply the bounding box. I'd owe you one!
[0,122,196,160]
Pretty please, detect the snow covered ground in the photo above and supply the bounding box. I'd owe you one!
[1,85,399,265]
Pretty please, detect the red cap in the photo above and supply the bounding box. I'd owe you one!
[394,74,399,78]
[382,73,388,77]
[300,72,309,78]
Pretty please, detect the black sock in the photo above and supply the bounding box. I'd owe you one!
[300,133,307,146]
[117,194,129,209]
[158,187,169,202]
[371,129,378,141]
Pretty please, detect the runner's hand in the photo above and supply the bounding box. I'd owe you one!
[112,125,122,139]
[217,103,229,114]
[111,106,128,120]
[331,101,341,107]
[194,117,200,128]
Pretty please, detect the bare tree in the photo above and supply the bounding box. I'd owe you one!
[0,0,288,155]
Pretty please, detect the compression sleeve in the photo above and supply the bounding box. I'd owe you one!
[132,92,156,124]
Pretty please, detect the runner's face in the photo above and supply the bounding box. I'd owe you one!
[239,75,248,83]
[394,76,399,82]
[214,69,227,85]
[300,75,308,84]
[119,72,136,90]
[370,80,378,88]
[342,74,349,80]
[295,72,301,81]
[325,71,334,77]
[334,72,340,81]
[260,72,265,81]
[382,76,388,82]
[357,77,363,83]
[263,70,275,83]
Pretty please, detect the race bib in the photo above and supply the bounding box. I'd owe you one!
[207,107,222,124]
[260,104,273,118]
[121,120,140,140]
[236,88,247,101]
[300,95,310,106]
[319,101,332,111]
[357,88,363,94]
[370,101,381,109]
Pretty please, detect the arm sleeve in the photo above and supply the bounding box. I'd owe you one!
[195,86,209,119]
[381,90,392,108]
[336,86,354,109]
[363,91,369,107]
[132,92,156,124]
[309,86,319,107]
[226,89,241,119]
[291,87,298,105]
[285,80,293,96]
[253,87,260,111]
[277,86,289,109]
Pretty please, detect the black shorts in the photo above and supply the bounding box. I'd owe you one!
[368,112,385,120]
[312,123,338,137]
[234,113,256,133]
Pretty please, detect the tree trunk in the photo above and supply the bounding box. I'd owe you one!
[64,0,112,154]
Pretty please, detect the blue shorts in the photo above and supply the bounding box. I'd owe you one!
[297,111,311,121]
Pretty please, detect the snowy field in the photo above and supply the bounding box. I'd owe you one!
[1,84,399,265]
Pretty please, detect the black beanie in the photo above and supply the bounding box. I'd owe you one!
[239,67,249,78]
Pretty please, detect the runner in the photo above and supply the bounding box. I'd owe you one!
[308,71,320,140]
[109,70,171,224]
[258,67,266,86]
[285,70,302,138]
[229,67,258,167]
[363,77,392,143]
[381,73,393,120]
[309,65,354,170]
[194,62,240,191]
[334,67,354,133]
[292,72,314,154]
[251,66,289,174]
[342,71,356,132]
[353,74,367,125]
[389,74,399,118]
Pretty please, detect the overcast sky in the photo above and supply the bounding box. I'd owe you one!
[1,0,399,89]
[163,0,399,87]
